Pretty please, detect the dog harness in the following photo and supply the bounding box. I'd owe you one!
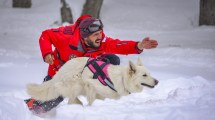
[85,58,117,92]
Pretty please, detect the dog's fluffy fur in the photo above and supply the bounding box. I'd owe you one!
[27,57,158,105]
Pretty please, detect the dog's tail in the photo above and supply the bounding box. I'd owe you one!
[26,80,60,102]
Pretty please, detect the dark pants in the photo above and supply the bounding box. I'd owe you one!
[99,54,120,65]
[39,54,120,112]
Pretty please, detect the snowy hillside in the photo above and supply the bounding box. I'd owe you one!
[0,0,215,120]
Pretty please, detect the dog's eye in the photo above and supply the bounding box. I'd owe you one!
[143,74,147,77]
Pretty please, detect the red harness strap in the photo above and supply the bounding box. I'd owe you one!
[86,58,117,92]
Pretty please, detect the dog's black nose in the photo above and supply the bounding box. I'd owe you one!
[154,79,159,85]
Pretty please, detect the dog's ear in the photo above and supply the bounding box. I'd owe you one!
[137,57,143,66]
[128,60,137,76]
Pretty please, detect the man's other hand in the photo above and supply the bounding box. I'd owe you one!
[137,37,158,50]
[44,54,55,65]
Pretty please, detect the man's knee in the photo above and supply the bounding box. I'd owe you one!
[101,54,120,65]
[43,75,52,82]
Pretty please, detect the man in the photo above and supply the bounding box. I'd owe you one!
[25,15,158,114]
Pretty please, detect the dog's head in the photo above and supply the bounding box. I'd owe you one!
[124,58,159,93]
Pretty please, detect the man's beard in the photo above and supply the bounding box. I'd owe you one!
[85,38,100,49]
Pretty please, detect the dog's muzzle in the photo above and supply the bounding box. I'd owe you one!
[141,79,159,88]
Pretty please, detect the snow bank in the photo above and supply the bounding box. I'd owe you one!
[0,0,215,119]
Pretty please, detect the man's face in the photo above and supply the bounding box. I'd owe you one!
[84,30,103,49]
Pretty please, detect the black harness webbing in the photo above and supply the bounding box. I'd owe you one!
[92,62,108,79]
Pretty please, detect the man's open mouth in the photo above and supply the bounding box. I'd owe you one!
[95,39,101,43]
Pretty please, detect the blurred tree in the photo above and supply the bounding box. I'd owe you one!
[81,0,103,18]
[199,0,215,25]
[61,0,73,24]
[13,0,31,8]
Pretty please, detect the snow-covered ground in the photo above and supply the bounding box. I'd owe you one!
[0,0,215,120]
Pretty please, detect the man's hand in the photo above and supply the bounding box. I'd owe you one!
[44,53,55,65]
[137,37,158,50]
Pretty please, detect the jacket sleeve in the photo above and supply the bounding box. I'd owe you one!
[39,29,53,59]
[103,37,143,55]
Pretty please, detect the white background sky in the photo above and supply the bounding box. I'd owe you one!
[0,0,215,120]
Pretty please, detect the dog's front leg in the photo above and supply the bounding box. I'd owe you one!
[84,83,96,106]
[87,91,96,106]
[68,97,83,105]
[96,94,105,100]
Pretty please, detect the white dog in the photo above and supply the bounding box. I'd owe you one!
[27,57,158,105]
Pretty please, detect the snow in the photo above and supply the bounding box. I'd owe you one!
[0,0,215,120]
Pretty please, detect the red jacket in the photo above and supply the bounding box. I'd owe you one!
[39,20,143,77]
